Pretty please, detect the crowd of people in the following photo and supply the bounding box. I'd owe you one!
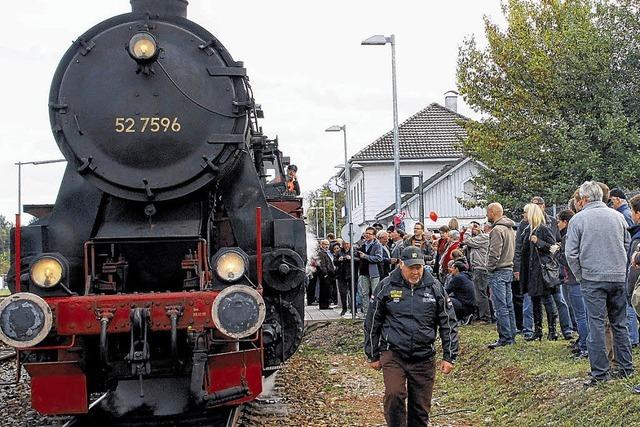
[307,180,640,393]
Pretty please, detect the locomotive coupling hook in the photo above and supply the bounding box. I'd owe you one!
[166,306,184,370]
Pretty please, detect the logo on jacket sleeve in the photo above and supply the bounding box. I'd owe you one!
[422,291,436,303]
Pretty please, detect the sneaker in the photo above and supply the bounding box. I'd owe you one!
[487,340,514,350]
[611,369,635,379]
[573,351,588,359]
[632,384,640,394]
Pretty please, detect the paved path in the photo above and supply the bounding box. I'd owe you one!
[304,305,344,326]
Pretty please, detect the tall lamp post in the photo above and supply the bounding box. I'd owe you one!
[325,125,356,320]
[362,34,401,215]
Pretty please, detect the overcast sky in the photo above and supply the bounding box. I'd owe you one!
[0,0,503,222]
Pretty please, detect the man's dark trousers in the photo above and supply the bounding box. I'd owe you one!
[581,279,634,379]
[471,269,492,322]
[306,273,317,305]
[381,351,436,427]
[511,278,524,331]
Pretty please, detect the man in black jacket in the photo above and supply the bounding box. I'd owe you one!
[317,239,336,310]
[446,261,477,320]
[364,246,459,427]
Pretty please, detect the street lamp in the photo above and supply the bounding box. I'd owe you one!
[325,125,356,320]
[362,34,401,216]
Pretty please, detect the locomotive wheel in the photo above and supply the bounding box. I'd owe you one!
[262,249,305,292]
[262,298,304,371]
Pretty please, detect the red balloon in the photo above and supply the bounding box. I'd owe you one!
[429,211,438,222]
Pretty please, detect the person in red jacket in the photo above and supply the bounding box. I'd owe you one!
[440,230,461,280]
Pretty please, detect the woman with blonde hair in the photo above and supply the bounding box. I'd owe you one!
[519,203,561,341]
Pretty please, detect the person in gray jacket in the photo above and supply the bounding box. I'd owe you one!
[486,203,517,349]
[565,181,633,386]
[464,222,492,322]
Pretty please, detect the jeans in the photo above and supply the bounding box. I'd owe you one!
[566,283,589,352]
[581,280,634,380]
[489,269,517,344]
[544,291,574,335]
[627,304,639,346]
[523,293,533,334]
[563,283,578,331]
[358,275,380,316]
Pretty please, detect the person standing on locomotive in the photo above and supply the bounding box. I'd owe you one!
[365,246,459,427]
[285,164,301,196]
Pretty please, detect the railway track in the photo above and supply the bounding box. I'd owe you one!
[62,400,242,427]
[0,348,16,362]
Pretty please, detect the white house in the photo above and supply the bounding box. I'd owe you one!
[345,95,486,229]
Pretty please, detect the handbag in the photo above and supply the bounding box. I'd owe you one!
[535,246,560,289]
[631,274,640,317]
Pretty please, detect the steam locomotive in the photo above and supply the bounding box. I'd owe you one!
[2,0,306,416]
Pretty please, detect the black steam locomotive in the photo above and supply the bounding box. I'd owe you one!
[2,0,306,416]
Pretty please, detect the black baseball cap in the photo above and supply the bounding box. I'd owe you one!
[400,246,425,266]
[610,188,627,200]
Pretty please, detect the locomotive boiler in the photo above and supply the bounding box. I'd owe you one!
[2,0,306,416]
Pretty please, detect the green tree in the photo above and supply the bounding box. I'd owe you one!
[457,0,640,215]
[0,215,12,275]
[307,187,345,239]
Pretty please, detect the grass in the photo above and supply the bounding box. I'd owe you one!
[283,320,640,426]
[434,323,640,426]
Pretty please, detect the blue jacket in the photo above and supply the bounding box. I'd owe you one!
[446,271,476,307]
[617,204,635,228]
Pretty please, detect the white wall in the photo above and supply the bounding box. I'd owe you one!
[404,160,486,221]
[349,160,452,226]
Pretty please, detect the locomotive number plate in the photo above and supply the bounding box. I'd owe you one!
[114,117,181,133]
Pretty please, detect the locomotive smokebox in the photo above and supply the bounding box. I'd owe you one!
[131,0,188,18]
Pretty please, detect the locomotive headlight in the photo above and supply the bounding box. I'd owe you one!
[214,249,248,282]
[211,285,266,339]
[30,254,66,289]
[0,293,53,349]
[129,32,158,61]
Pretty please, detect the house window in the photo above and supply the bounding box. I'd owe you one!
[400,176,414,194]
